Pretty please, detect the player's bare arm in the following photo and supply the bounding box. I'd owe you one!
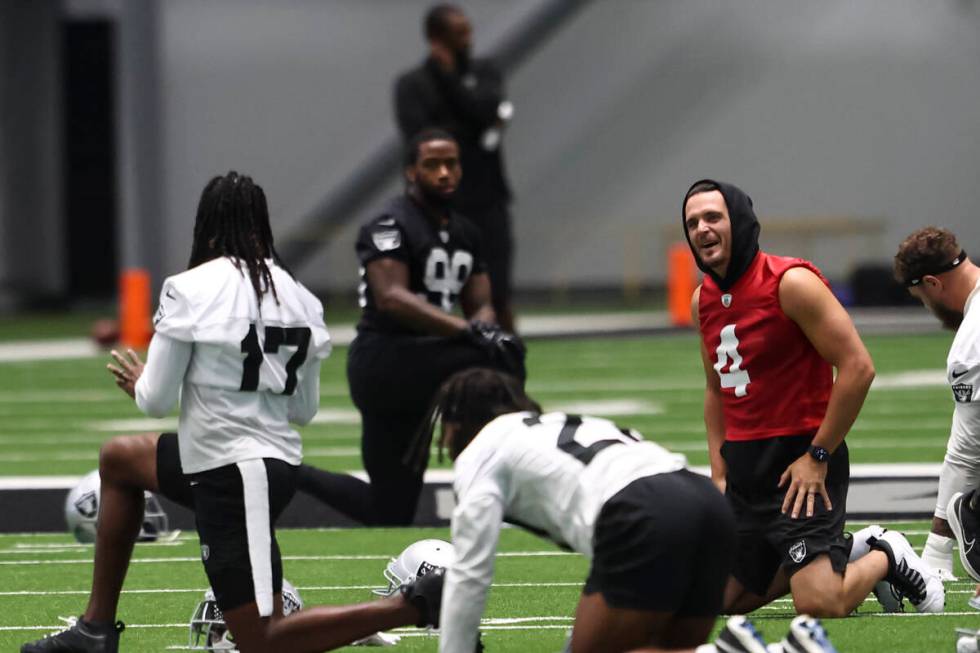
[366,257,469,336]
[459,271,496,323]
[693,285,727,494]
[777,266,875,519]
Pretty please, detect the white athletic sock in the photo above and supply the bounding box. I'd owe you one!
[848,524,885,562]
[921,532,955,574]
[695,645,718,653]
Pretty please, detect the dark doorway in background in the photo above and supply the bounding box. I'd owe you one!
[62,20,117,300]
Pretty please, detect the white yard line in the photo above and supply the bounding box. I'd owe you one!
[0,339,101,363]
[0,550,576,566]
[0,463,944,491]
[9,610,977,636]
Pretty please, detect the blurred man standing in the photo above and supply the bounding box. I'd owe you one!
[394,3,516,332]
[894,227,980,590]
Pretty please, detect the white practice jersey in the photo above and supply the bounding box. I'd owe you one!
[439,411,686,653]
[135,257,331,473]
[948,278,980,444]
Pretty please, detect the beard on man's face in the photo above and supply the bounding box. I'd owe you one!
[931,302,964,330]
[453,47,470,72]
[416,180,455,211]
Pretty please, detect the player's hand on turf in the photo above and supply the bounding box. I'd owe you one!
[107,348,145,399]
[778,454,831,519]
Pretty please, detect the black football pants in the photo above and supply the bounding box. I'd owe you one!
[351,330,511,525]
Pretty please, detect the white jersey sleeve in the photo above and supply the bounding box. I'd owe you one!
[152,279,196,341]
[949,360,980,405]
[135,332,192,417]
[439,487,505,653]
[948,283,980,405]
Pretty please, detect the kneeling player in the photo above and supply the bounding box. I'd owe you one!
[420,368,737,653]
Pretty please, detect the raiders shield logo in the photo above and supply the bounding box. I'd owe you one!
[789,539,807,564]
[953,383,974,403]
[74,491,98,519]
[372,229,401,252]
[416,561,438,578]
[721,293,732,308]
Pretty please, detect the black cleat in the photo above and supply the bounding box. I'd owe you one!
[21,617,124,653]
[949,491,980,583]
[400,567,445,628]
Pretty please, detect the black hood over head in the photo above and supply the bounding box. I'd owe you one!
[682,178,761,291]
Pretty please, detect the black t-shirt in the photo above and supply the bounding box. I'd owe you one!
[355,194,486,335]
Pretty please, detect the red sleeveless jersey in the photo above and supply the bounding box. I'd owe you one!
[698,252,833,441]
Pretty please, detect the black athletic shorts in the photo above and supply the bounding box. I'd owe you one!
[583,469,735,615]
[190,458,297,615]
[722,435,850,597]
[156,432,193,508]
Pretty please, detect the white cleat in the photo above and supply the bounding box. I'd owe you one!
[956,628,979,653]
[715,616,769,653]
[780,615,839,653]
[873,530,945,613]
[934,567,959,582]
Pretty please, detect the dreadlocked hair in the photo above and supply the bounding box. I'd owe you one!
[404,368,540,472]
[188,171,293,305]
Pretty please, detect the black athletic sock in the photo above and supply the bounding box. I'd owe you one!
[295,464,376,525]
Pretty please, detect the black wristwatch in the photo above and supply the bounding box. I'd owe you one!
[808,445,830,463]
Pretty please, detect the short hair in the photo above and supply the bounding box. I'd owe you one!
[424,3,462,41]
[404,127,457,166]
[894,227,962,286]
[405,368,540,471]
[683,180,721,217]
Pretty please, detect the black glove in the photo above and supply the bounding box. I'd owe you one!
[464,321,527,380]
[400,567,445,628]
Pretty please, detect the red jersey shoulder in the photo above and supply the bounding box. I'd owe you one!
[762,254,830,289]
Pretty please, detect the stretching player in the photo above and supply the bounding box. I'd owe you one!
[894,227,980,595]
[684,179,943,616]
[296,128,524,526]
[23,172,334,653]
[419,367,836,653]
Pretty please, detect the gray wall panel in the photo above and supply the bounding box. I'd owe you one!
[6,0,979,302]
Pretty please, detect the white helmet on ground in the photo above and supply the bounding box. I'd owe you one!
[374,539,455,597]
[64,469,171,543]
[188,579,303,651]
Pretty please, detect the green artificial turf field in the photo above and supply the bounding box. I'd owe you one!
[0,332,960,476]
[1,523,977,651]
[0,329,975,651]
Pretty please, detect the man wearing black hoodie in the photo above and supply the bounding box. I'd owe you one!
[683,179,944,617]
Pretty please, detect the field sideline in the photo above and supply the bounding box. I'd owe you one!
[0,330,974,651]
